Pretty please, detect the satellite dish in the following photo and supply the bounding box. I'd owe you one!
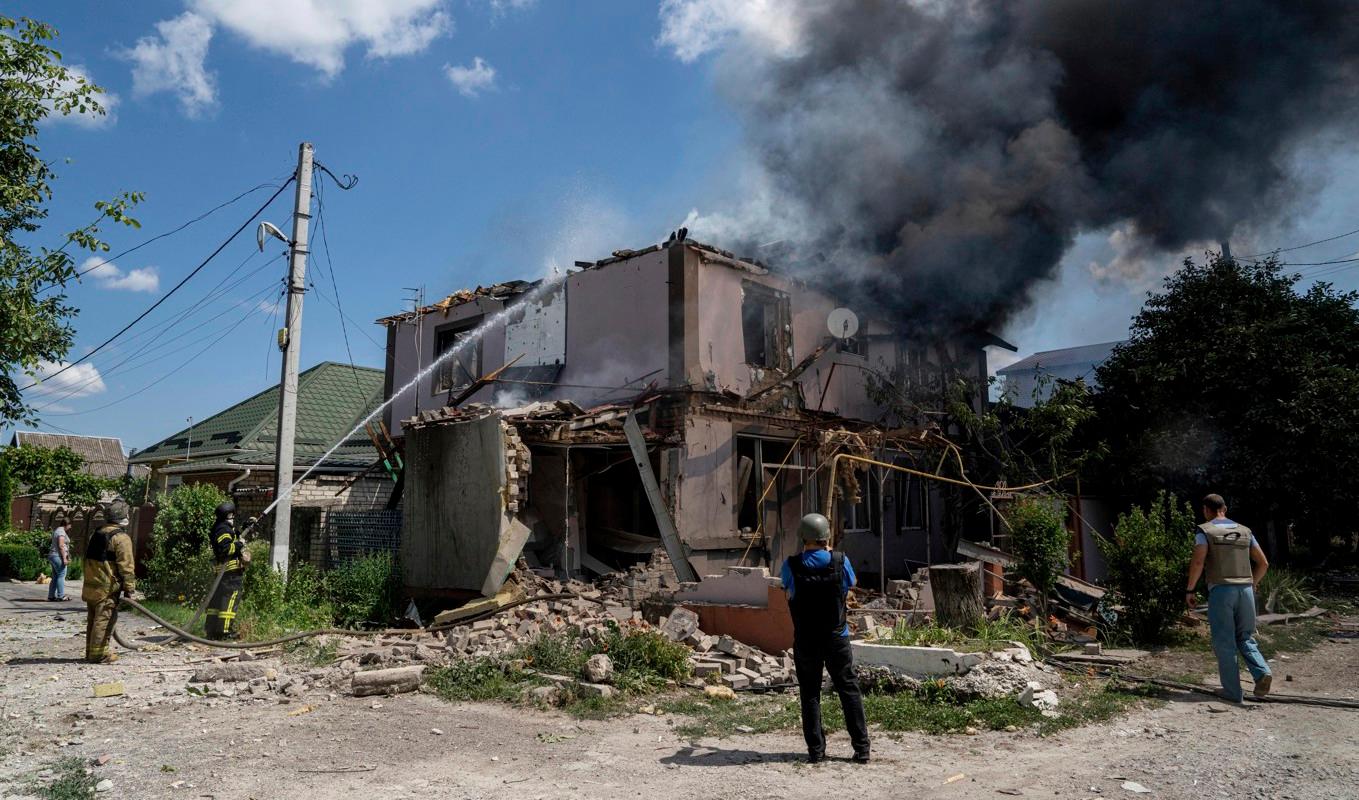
[827,307,860,340]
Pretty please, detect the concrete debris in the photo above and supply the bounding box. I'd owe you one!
[659,607,700,642]
[583,654,614,684]
[351,665,426,697]
[190,663,271,684]
[1017,681,1061,712]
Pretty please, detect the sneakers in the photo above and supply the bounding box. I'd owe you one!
[852,750,871,764]
[1253,674,1273,699]
[807,750,825,764]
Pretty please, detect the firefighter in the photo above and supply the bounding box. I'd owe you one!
[82,500,137,664]
[781,513,871,764]
[205,501,250,640]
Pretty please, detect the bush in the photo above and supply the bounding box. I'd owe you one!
[65,555,83,581]
[240,541,333,638]
[325,551,401,628]
[1099,492,1196,645]
[143,483,227,602]
[0,528,51,555]
[1257,568,1317,615]
[597,625,692,688]
[1007,498,1070,614]
[0,543,49,579]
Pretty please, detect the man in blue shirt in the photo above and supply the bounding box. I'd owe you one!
[1185,493,1272,702]
[781,513,870,763]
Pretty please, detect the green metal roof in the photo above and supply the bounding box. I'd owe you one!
[131,362,385,469]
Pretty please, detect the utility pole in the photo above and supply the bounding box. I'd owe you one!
[185,417,193,462]
[271,142,314,579]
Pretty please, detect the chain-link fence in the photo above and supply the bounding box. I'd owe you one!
[314,509,402,570]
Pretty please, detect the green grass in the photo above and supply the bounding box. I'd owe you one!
[1255,619,1328,658]
[425,626,692,719]
[29,758,96,800]
[882,612,1043,657]
[133,599,205,638]
[659,680,1158,739]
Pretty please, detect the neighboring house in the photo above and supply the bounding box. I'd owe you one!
[996,340,1123,408]
[379,237,1015,596]
[129,362,396,566]
[5,432,141,539]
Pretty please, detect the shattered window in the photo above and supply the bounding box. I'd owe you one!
[741,283,791,369]
[895,472,926,530]
[434,324,480,394]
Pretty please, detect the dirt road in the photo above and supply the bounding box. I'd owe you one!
[2,579,1356,800]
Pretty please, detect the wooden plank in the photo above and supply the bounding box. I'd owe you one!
[622,411,699,584]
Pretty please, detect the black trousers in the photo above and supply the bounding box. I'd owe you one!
[793,633,870,756]
[205,571,243,640]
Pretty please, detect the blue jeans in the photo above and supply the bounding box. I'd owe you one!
[1207,585,1271,701]
[48,554,67,600]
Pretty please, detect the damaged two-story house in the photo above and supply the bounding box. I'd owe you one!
[377,238,1013,598]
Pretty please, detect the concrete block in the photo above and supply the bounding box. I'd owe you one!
[849,642,983,677]
[660,607,701,643]
[691,661,725,679]
[578,682,615,699]
[721,673,750,690]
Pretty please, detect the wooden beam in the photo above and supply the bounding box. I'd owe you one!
[622,410,698,584]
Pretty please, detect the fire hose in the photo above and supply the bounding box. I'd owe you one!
[109,590,593,651]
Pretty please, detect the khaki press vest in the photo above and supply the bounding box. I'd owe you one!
[1200,521,1254,586]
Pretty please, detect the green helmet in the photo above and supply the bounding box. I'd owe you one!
[799,513,832,543]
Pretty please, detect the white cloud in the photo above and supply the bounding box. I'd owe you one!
[81,257,161,293]
[44,65,120,129]
[488,0,536,13]
[123,12,218,118]
[190,0,451,78]
[444,57,496,97]
[27,361,107,399]
[657,0,805,63]
[1087,224,1210,290]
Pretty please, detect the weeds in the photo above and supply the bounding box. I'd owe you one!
[426,625,693,717]
[29,757,96,800]
[884,612,1042,657]
[1257,569,1318,615]
[661,679,1157,739]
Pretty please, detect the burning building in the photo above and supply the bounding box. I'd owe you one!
[378,237,1013,598]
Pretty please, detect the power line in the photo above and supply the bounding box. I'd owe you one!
[21,178,294,392]
[45,295,273,418]
[1240,226,1359,260]
[32,276,284,412]
[312,174,365,400]
[55,178,289,288]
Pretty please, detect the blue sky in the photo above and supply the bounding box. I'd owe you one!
[10,0,1359,452]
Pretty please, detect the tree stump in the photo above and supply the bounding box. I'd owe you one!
[929,562,984,631]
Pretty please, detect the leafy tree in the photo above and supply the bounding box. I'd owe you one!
[143,482,225,601]
[1006,499,1070,618]
[1,15,142,425]
[0,443,110,509]
[1098,492,1196,645]
[1095,253,1359,562]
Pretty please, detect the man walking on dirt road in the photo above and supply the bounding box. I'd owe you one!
[1185,493,1272,703]
[782,513,871,764]
[82,500,137,664]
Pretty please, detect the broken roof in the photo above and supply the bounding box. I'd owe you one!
[998,340,1124,375]
[372,239,774,327]
[6,432,129,478]
[130,361,384,470]
[374,280,539,326]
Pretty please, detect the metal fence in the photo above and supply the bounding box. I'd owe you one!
[315,509,402,570]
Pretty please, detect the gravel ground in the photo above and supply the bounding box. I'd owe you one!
[2,578,1356,800]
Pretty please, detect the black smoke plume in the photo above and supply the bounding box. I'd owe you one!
[703,0,1359,331]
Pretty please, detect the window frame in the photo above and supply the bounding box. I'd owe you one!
[432,318,483,396]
